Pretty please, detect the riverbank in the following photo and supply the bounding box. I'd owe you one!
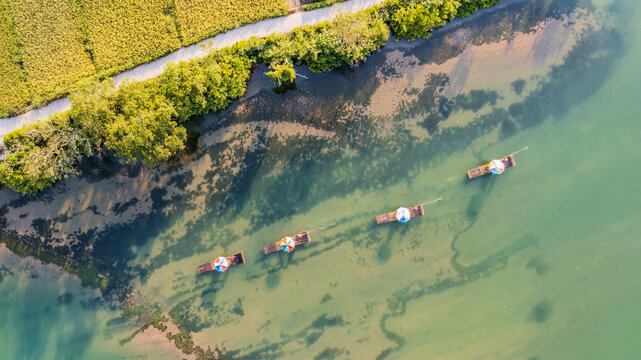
[0,0,387,140]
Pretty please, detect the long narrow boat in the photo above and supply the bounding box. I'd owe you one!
[198,251,245,274]
[264,231,311,254]
[466,147,528,179]
[376,197,442,224]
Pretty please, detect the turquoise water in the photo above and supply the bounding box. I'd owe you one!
[1,0,640,358]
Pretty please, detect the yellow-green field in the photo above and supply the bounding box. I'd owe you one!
[0,4,28,117]
[164,0,290,45]
[0,0,292,117]
[84,0,182,73]
[5,0,95,110]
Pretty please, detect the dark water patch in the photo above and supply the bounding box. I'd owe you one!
[229,298,244,317]
[377,243,392,263]
[321,293,333,303]
[314,347,346,360]
[311,314,345,330]
[265,272,281,291]
[111,198,139,215]
[511,79,526,95]
[453,90,500,112]
[32,218,54,238]
[306,330,323,346]
[526,254,549,275]
[528,300,553,323]
[57,293,74,305]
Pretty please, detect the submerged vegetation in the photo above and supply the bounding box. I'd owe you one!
[0,0,501,195]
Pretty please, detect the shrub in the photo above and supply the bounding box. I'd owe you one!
[384,0,461,40]
[0,113,92,195]
[266,61,296,85]
[301,0,347,11]
[258,10,390,72]
[457,0,502,18]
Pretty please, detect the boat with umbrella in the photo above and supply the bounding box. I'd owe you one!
[198,251,245,274]
[264,231,311,254]
[375,197,442,224]
[466,147,528,179]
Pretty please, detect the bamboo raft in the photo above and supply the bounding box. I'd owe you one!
[264,231,311,254]
[376,205,424,224]
[198,251,245,274]
[466,147,528,179]
[375,197,442,224]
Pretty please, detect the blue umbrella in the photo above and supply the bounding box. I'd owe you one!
[395,207,411,223]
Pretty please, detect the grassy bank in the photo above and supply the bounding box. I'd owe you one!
[0,0,291,118]
[0,0,502,197]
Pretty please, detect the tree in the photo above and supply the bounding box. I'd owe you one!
[104,81,186,167]
[0,113,92,195]
[266,61,297,85]
[385,0,460,41]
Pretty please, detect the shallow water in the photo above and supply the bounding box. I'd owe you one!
[1,0,640,358]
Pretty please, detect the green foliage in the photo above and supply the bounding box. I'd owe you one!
[456,0,502,18]
[301,0,346,11]
[0,52,252,193]
[384,0,461,40]
[174,0,291,45]
[103,80,186,167]
[159,53,253,122]
[257,10,390,72]
[266,61,296,85]
[0,113,92,195]
[83,0,182,73]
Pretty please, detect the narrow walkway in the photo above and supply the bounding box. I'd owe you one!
[0,0,385,141]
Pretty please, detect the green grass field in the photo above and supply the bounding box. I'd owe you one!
[0,0,292,117]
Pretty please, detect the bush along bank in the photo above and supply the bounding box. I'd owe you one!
[0,0,503,196]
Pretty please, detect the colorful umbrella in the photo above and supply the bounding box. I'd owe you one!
[488,159,505,175]
[395,207,411,223]
[280,236,296,252]
[213,256,229,272]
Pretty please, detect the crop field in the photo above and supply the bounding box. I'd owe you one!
[83,0,182,73]
[174,0,291,44]
[0,4,28,117]
[5,0,95,106]
[0,0,294,117]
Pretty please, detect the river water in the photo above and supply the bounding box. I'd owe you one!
[1,0,640,358]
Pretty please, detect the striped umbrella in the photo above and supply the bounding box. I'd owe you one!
[213,256,229,272]
[280,236,296,252]
[395,207,411,223]
[489,159,505,175]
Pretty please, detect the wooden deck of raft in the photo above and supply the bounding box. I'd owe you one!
[198,251,245,274]
[376,205,424,224]
[264,231,311,254]
[466,155,516,179]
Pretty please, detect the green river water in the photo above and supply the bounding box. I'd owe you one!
[1,0,640,358]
